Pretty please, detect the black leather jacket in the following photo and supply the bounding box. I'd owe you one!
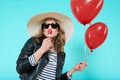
[16,37,70,80]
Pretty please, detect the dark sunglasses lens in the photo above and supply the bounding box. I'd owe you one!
[42,23,59,29]
[42,24,49,29]
[51,24,58,29]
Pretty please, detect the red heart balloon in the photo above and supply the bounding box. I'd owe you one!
[85,22,108,51]
[71,0,104,25]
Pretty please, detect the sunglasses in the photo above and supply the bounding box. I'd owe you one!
[42,23,59,29]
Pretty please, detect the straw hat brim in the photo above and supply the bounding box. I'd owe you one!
[28,12,74,43]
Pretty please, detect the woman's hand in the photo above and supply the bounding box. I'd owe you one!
[67,61,88,77]
[41,38,53,52]
[33,38,53,62]
[73,61,88,71]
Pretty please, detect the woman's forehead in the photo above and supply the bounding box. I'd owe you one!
[42,18,60,23]
[45,19,56,22]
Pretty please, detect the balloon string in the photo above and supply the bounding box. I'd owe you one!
[84,26,87,61]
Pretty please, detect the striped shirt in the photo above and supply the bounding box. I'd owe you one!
[29,51,57,80]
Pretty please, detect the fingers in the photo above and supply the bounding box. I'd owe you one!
[44,38,52,43]
[42,38,53,50]
[83,61,88,66]
[79,61,88,70]
[78,64,84,70]
[80,61,88,66]
[79,62,84,64]
[43,38,52,44]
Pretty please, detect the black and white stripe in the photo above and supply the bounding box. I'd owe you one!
[29,54,38,66]
[29,51,57,80]
[37,51,57,80]
[29,51,71,80]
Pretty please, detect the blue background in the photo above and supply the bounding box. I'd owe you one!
[0,0,120,80]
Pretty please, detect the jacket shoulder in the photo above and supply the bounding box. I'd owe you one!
[27,37,36,43]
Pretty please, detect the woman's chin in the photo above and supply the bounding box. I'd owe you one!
[46,35,56,38]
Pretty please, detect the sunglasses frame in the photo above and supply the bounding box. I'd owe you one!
[42,23,60,29]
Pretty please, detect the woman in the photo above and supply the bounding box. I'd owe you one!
[16,12,88,80]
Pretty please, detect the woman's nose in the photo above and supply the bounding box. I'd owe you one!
[48,25,52,29]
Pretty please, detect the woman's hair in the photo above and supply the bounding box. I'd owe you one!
[35,18,65,53]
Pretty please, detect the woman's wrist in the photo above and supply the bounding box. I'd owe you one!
[33,47,46,62]
[67,68,76,77]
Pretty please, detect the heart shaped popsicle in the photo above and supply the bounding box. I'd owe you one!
[48,29,52,37]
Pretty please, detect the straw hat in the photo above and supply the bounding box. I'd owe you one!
[27,12,74,42]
